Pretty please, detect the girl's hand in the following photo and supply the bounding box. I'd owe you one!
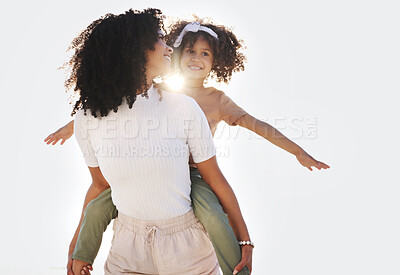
[233,245,253,274]
[44,121,74,145]
[296,150,330,171]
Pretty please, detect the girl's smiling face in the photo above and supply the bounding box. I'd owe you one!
[179,35,214,81]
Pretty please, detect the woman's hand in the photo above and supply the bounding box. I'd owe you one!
[295,150,330,171]
[233,245,253,274]
[67,166,109,275]
[67,238,77,275]
[196,156,253,274]
[44,120,74,145]
[67,252,73,275]
[72,259,93,275]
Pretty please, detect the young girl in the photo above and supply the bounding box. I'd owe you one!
[46,19,329,275]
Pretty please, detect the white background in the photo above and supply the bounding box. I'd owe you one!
[1,0,399,274]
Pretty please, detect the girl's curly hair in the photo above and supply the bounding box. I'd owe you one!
[64,8,165,117]
[167,18,246,83]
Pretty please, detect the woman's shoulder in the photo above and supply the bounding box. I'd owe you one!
[159,89,202,114]
[75,107,102,120]
[164,90,198,106]
[73,108,96,132]
[74,108,89,123]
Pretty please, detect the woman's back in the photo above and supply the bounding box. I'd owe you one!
[74,86,216,220]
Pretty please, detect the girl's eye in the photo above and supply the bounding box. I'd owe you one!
[186,49,194,54]
[202,52,209,56]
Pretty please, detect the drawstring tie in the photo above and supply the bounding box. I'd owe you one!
[145,226,159,246]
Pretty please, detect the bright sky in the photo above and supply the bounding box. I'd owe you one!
[1,0,399,274]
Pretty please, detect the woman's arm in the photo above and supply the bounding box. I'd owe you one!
[44,120,74,145]
[235,114,330,171]
[68,167,110,275]
[195,156,253,274]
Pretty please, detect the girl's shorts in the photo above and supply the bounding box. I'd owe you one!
[104,209,221,275]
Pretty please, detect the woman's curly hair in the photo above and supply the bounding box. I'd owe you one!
[64,8,165,117]
[167,18,246,83]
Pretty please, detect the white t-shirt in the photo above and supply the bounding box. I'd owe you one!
[74,86,216,220]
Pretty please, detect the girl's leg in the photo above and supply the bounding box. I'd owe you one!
[72,188,118,264]
[190,168,250,275]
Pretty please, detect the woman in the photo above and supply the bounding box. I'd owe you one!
[67,8,252,275]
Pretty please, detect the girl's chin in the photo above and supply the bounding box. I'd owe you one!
[183,71,206,78]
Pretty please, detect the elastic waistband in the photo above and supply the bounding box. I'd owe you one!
[116,210,199,236]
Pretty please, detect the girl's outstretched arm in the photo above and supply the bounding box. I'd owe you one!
[196,156,253,274]
[235,114,330,171]
[44,120,74,145]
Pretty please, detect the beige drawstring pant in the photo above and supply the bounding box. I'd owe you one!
[104,209,221,275]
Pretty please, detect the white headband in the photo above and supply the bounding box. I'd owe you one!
[173,22,219,48]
